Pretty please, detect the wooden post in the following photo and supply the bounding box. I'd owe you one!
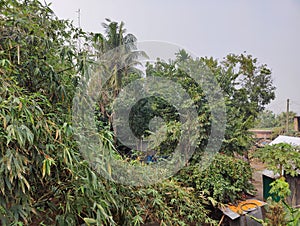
[76,9,81,50]
[286,99,290,134]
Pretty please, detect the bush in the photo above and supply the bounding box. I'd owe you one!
[113,180,216,226]
[177,153,254,203]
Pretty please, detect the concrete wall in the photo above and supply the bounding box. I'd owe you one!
[249,129,273,139]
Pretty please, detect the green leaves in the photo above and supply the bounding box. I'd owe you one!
[259,177,300,225]
[42,156,55,178]
[113,180,215,225]
[83,218,97,225]
[177,153,254,203]
[0,1,274,225]
[253,143,300,177]
[0,0,85,224]
[270,177,291,200]
[6,124,34,147]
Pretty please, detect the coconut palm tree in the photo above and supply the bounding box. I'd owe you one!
[91,19,148,147]
[93,18,147,98]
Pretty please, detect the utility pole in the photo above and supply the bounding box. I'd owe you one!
[286,98,290,134]
[76,9,81,50]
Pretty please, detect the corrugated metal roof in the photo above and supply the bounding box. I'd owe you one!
[270,135,300,146]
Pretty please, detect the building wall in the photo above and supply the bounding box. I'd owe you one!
[249,130,273,139]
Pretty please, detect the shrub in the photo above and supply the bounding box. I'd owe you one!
[177,153,254,203]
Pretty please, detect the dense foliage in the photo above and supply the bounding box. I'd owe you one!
[176,153,254,203]
[0,0,276,225]
[253,143,300,177]
[254,110,297,133]
[252,143,300,225]
[0,1,213,225]
[139,52,275,156]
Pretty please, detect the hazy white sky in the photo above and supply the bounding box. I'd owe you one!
[46,0,300,114]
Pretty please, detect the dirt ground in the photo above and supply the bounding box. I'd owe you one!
[250,158,266,200]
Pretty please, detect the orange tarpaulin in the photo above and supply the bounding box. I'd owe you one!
[228,199,265,215]
[220,199,266,220]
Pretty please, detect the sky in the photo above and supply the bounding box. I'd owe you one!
[45,0,300,114]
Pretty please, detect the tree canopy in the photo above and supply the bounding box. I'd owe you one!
[0,0,276,225]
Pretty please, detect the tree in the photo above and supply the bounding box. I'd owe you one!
[0,2,215,225]
[91,19,147,146]
[141,53,276,156]
[254,110,278,128]
[0,1,277,224]
[211,54,275,153]
[276,111,297,131]
[253,110,299,137]
[92,18,146,98]
[253,143,300,178]
[220,53,275,116]
[0,1,118,224]
[0,0,79,104]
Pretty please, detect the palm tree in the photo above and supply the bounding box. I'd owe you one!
[93,19,147,98]
[91,19,148,147]
[175,49,191,62]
